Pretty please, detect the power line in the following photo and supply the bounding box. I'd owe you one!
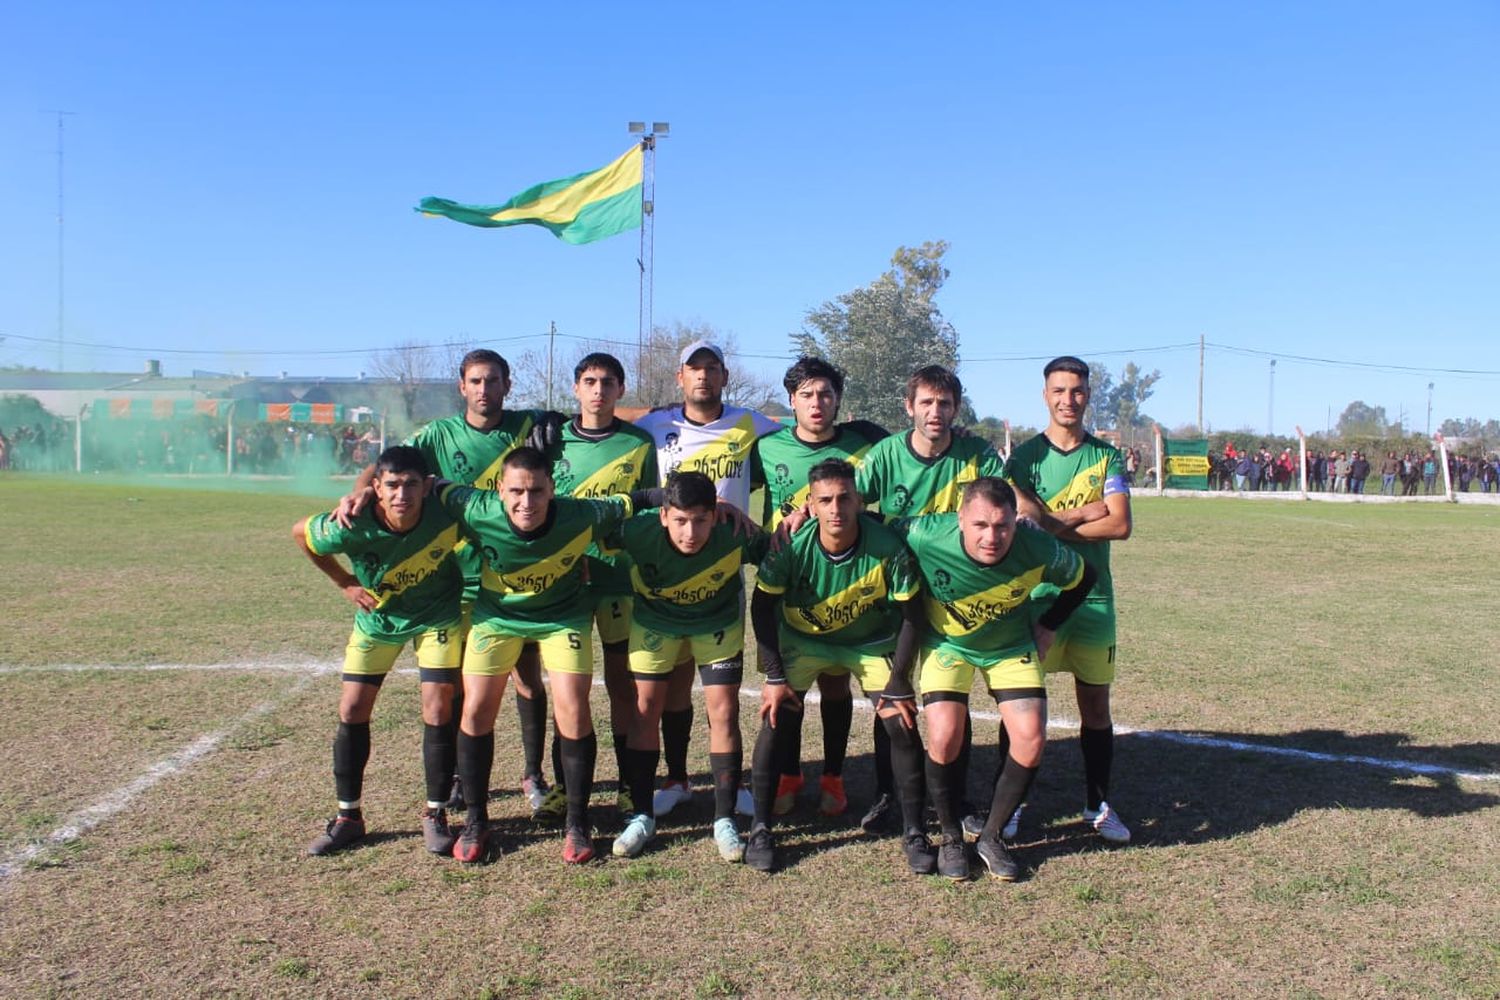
[0,331,538,358]
[1206,341,1500,377]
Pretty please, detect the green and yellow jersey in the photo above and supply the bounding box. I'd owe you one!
[751,422,887,530]
[892,513,1084,665]
[610,514,771,635]
[856,432,1004,517]
[754,515,919,657]
[437,485,633,637]
[303,504,463,642]
[1004,432,1128,644]
[553,417,659,599]
[407,410,547,600]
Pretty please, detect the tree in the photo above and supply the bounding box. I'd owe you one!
[621,321,778,411]
[792,241,960,430]
[1085,362,1116,433]
[367,340,462,427]
[1336,400,1391,437]
[1090,362,1160,436]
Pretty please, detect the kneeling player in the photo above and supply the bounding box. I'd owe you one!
[609,471,769,863]
[438,447,651,864]
[746,459,931,873]
[894,478,1095,881]
[296,446,464,857]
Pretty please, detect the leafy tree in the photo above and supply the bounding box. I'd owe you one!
[1337,400,1392,437]
[1089,362,1160,433]
[792,241,960,431]
[610,320,777,411]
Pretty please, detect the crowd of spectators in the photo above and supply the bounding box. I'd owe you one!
[1212,441,1500,495]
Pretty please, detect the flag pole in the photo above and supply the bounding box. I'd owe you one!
[629,121,668,402]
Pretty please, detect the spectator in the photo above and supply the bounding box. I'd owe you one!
[1380,451,1399,495]
[1348,451,1370,495]
[1423,451,1438,494]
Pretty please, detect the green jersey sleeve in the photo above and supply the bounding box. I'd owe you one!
[304,512,355,556]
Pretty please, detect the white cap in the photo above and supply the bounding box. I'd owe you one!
[679,340,725,366]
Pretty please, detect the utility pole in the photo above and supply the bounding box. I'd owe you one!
[547,321,556,410]
[1427,382,1434,436]
[627,121,669,400]
[1268,359,1276,436]
[1196,333,1204,433]
[45,110,77,371]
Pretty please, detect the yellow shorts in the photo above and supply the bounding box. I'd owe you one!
[342,626,460,678]
[917,645,1044,702]
[782,637,892,695]
[1041,638,1116,685]
[463,623,591,677]
[594,596,633,646]
[629,618,744,683]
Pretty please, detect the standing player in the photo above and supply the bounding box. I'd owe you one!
[853,364,1004,833]
[609,472,769,861]
[745,459,931,874]
[634,341,782,815]
[894,478,1096,880]
[297,446,464,857]
[437,448,651,864]
[336,349,564,820]
[1001,355,1133,844]
[749,356,889,817]
[549,352,658,815]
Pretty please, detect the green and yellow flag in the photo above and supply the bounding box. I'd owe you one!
[417,145,643,245]
[1163,437,1210,490]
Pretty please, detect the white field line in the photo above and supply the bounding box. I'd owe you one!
[1,662,1494,785]
[0,673,316,882]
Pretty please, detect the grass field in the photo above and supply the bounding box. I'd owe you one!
[1,475,1497,999]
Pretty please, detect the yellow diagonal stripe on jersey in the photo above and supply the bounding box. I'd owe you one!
[471,414,535,491]
[917,454,984,515]
[674,413,757,483]
[630,548,743,607]
[481,526,591,597]
[573,442,652,498]
[783,563,888,636]
[1041,457,1110,510]
[924,565,1047,637]
[372,524,460,608]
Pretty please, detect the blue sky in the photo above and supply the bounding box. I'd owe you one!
[2,1,1496,436]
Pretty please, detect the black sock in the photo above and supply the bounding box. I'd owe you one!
[612,732,628,789]
[626,746,659,818]
[551,723,565,789]
[779,703,805,778]
[458,729,493,826]
[881,715,926,834]
[710,750,742,821]
[982,754,1040,842]
[422,722,455,806]
[516,691,546,781]
[821,697,852,778]
[447,685,464,780]
[661,708,692,783]
[924,755,963,840]
[1080,724,1114,812]
[873,717,894,797]
[955,714,974,814]
[333,721,370,812]
[750,720,780,828]
[558,733,597,830]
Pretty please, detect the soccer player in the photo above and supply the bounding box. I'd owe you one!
[634,341,782,815]
[437,447,652,864]
[336,349,565,821]
[1002,355,1134,844]
[297,446,464,857]
[744,459,931,874]
[894,477,1096,880]
[852,364,1004,833]
[749,356,889,817]
[609,471,770,862]
[549,352,658,815]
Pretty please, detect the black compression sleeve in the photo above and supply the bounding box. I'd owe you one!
[1038,562,1098,632]
[629,487,666,510]
[750,588,786,683]
[882,599,925,699]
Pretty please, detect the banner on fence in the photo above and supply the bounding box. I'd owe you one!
[1163,437,1210,490]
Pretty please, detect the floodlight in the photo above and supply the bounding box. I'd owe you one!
[628,122,646,133]
[653,122,670,134]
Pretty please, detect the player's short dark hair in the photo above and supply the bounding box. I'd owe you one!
[574,352,626,384]
[460,349,510,380]
[960,476,1017,511]
[662,470,717,512]
[375,445,429,479]
[783,356,845,397]
[807,458,856,488]
[905,364,962,403]
[1043,356,1090,381]
[501,446,552,478]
